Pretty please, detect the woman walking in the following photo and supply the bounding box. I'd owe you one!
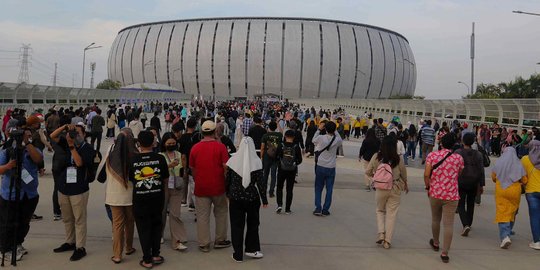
[160,132,188,251]
[522,140,540,250]
[225,137,268,262]
[366,135,408,249]
[106,109,117,138]
[104,128,137,263]
[491,146,526,249]
[359,129,380,191]
[424,133,464,263]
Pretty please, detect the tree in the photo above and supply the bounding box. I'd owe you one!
[466,74,540,99]
[96,79,121,90]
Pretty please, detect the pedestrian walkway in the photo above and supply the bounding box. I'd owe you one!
[15,138,540,270]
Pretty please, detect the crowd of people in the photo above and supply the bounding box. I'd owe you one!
[0,99,538,267]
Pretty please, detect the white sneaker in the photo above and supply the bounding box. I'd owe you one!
[174,242,188,251]
[529,242,540,250]
[500,237,511,249]
[17,245,28,255]
[245,251,264,259]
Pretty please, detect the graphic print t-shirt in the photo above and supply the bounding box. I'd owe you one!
[129,152,170,202]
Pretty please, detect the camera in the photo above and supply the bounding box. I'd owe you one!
[64,126,78,139]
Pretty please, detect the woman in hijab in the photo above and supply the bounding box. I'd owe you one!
[225,137,268,262]
[105,128,138,263]
[491,146,526,249]
[522,140,540,250]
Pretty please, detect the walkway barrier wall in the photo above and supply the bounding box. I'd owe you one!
[0,82,192,113]
[292,98,540,129]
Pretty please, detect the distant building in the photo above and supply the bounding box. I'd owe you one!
[108,17,416,99]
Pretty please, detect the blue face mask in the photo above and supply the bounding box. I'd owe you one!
[75,135,85,146]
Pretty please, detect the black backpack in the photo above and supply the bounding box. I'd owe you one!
[477,145,491,167]
[280,144,297,171]
[459,149,482,187]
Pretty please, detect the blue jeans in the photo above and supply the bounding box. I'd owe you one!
[263,156,278,195]
[314,165,336,212]
[405,141,416,160]
[526,192,540,242]
[229,131,235,142]
[498,222,515,240]
[482,140,491,154]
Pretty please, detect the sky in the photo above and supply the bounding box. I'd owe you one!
[0,0,539,99]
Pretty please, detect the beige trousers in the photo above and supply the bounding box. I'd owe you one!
[162,188,188,246]
[375,189,401,243]
[362,159,372,187]
[110,205,135,259]
[429,197,458,254]
[59,191,89,248]
[195,194,229,247]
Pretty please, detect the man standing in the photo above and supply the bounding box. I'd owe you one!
[189,121,231,252]
[374,118,387,142]
[179,118,200,209]
[150,112,162,137]
[421,120,436,165]
[242,113,253,137]
[260,121,282,197]
[51,124,95,261]
[312,121,342,216]
[90,109,105,153]
[0,128,43,262]
[248,117,267,157]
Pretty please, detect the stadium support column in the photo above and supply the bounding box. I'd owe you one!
[470,22,475,96]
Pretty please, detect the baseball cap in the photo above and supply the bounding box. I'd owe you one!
[201,120,216,132]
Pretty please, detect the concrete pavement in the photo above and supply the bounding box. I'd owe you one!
[8,134,540,269]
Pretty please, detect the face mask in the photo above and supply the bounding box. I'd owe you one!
[75,135,85,146]
[166,145,176,152]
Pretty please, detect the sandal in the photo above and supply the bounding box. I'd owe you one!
[126,248,136,255]
[152,256,165,265]
[139,260,153,269]
[440,254,449,263]
[429,239,440,252]
[383,241,391,249]
[111,257,122,264]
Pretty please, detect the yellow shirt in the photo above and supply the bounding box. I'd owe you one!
[522,156,540,193]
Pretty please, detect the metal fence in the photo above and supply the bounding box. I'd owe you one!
[292,98,540,128]
[0,81,192,113]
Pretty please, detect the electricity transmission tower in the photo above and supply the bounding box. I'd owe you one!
[89,62,96,88]
[18,44,31,83]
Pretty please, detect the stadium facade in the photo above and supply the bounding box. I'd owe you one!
[108,17,416,99]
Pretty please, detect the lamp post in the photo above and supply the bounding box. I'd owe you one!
[512,10,540,17]
[82,42,102,88]
[458,81,470,95]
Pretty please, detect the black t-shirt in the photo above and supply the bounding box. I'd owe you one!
[179,132,201,174]
[248,125,267,150]
[56,139,95,196]
[129,152,169,202]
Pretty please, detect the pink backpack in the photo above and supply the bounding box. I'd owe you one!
[372,163,394,190]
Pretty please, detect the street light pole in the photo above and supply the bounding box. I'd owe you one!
[81,42,102,88]
[458,81,470,95]
[470,22,475,96]
[513,10,540,17]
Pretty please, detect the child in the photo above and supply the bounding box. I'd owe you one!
[129,130,169,268]
[276,130,302,214]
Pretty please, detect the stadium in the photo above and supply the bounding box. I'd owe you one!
[108,17,416,99]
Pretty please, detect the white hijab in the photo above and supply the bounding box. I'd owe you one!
[227,137,262,188]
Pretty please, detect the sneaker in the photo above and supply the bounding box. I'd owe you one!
[245,251,264,259]
[181,203,188,207]
[231,254,243,263]
[313,210,322,216]
[1,250,23,261]
[500,237,511,249]
[321,210,331,217]
[199,245,210,253]
[337,155,345,158]
[461,226,471,237]
[214,240,231,249]
[160,238,164,244]
[276,206,282,214]
[70,248,86,261]
[529,242,540,250]
[174,242,188,251]
[31,214,43,221]
[54,243,76,253]
[365,186,371,192]
[188,206,195,212]
[285,211,291,215]
[17,245,28,255]
[53,214,62,221]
